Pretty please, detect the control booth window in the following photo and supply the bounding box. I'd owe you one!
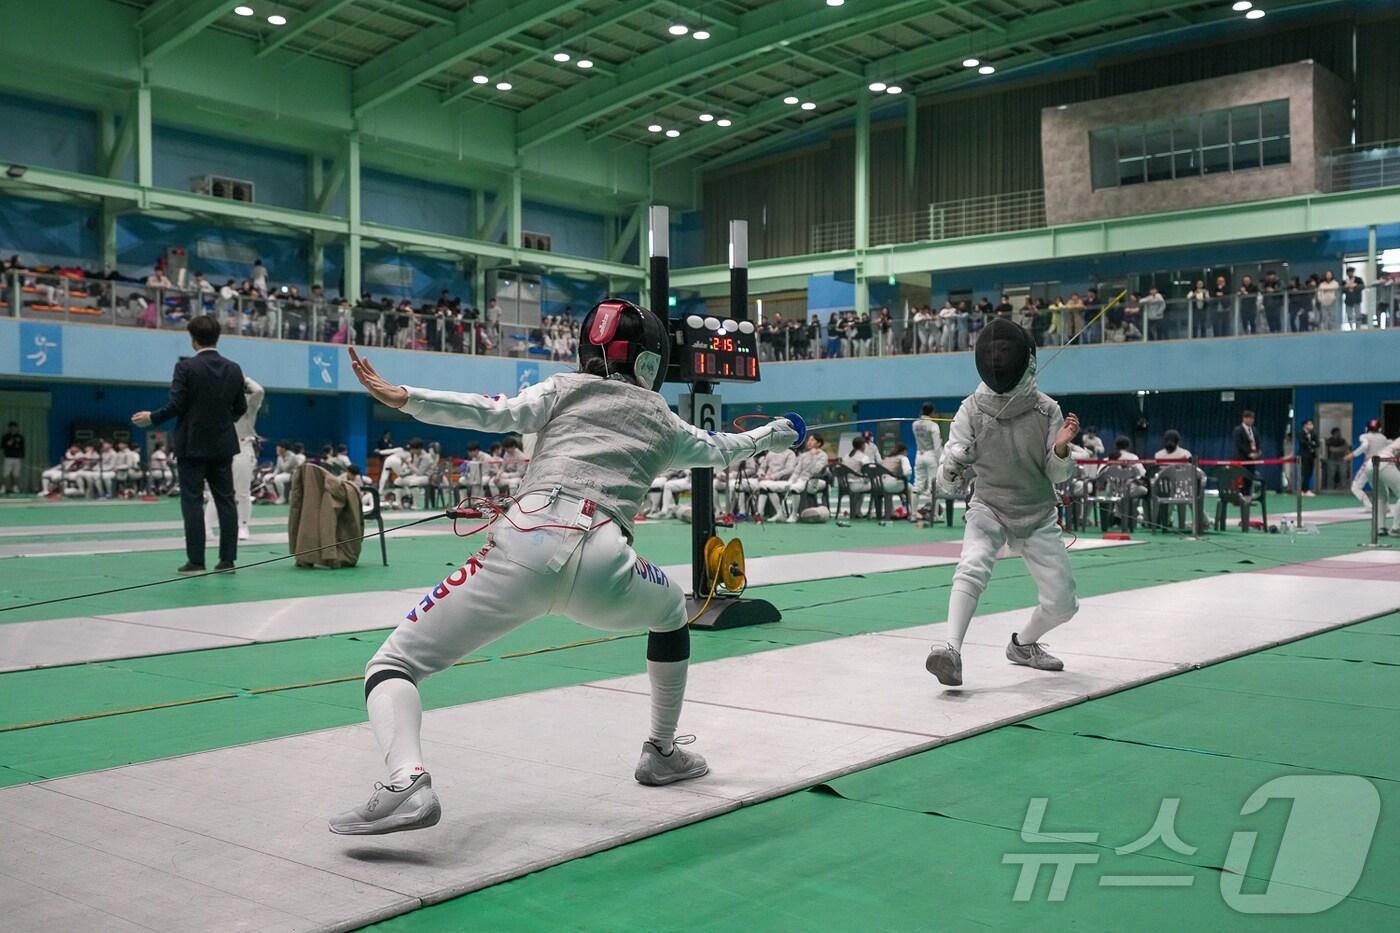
[1089,99,1290,190]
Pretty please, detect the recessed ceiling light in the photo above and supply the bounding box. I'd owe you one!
[495,81,512,91]
[693,29,710,40]
[800,101,817,110]
[868,81,887,92]
[665,128,681,137]
[668,23,689,36]
[783,95,799,105]
[553,51,570,62]
[1245,8,1265,18]
[267,13,286,25]
[1232,1,1253,10]
[716,118,732,127]
[576,59,593,69]
[472,74,490,84]
[699,113,714,122]
[826,0,846,6]
[647,124,663,133]
[885,85,902,95]
[978,64,995,75]
[233,5,255,16]
[962,57,980,68]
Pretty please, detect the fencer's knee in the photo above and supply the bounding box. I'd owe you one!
[647,625,690,663]
[1037,591,1078,626]
[363,663,416,700]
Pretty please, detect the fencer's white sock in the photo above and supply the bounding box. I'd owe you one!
[1017,610,1061,646]
[647,658,688,754]
[945,587,978,652]
[366,677,425,788]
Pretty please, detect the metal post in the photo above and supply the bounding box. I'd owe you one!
[1372,455,1381,547]
[1295,448,1303,529]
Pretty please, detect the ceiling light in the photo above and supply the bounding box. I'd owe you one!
[1245,8,1265,18]
[553,51,570,62]
[827,0,846,6]
[1232,1,1253,10]
[868,81,887,92]
[693,29,710,40]
[233,5,255,15]
[716,118,732,127]
[576,59,593,69]
[495,81,512,91]
[800,101,817,110]
[665,128,681,137]
[962,57,980,68]
[472,74,490,84]
[647,124,663,133]
[978,64,995,75]
[267,13,286,25]
[668,23,689,36]
[783,95,799,105]
[699,113,714,122]
[885,85,902,95]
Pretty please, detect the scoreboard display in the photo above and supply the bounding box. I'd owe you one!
[679,314,761,382]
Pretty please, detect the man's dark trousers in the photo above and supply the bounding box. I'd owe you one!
[178,457,237,566]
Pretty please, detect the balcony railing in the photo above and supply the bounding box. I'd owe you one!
[1323,139,1400,193]
[811,189,1048,253]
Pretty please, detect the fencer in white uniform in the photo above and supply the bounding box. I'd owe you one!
[757,445,798,519]
[781,434,830,522]
[1374,435,1400,535]
[272,443,306,503]
[1349,420,1391,511]
[376,445,409,496]
[330,299,798,836]
[911,403,944,520]
[925,318,1081,687]
[206,376,264,540]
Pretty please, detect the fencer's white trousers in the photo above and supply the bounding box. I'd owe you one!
[661,476,690,514]
[368,495,687,685]
[1352,460,1374,509]
[1376,463,1400,531]
[913,452,940,509]
[206,443,254,529]
[953,507,1078,633]
[378,454,406,494]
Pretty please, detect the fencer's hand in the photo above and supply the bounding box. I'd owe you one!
[766,417,799,448]
[348,347,409,409]
[1055,413,1080,452]
[131,411,153,428]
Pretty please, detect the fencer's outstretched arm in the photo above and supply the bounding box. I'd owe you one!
[1045,408,1077,485]
[938,400,977,492]
[244,376,265,417]
[666,413,798,469]
[401,379,560,434]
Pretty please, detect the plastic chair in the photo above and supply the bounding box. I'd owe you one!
[1214,467,1268,532]
[1150,463,1202,533]
[831,464,870,519]
[1088,465,1138,531]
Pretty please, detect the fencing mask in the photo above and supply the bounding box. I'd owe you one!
[974,317,1036,394]
[577,298,671,392]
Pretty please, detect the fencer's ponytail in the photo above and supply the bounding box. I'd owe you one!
[581,355,638,385]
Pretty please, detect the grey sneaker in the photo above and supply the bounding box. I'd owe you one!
[1006,636,1064,671]
[328,772,441,835]
[925,644,963,686]
[635,736,708,786]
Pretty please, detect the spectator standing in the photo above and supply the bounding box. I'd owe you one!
[877,307,893,355]
[1298,418,1320,496]
[1,421,23,493]
[1237,275,1260,336]
[1342,266,1365,329]
[1288,276,1312,332]
[825,312,842,358]
[807,316,822,358]
[1046,296,1065,346]
[1062,292,1085,344]
[1141,287,1166,340]
[1261,271,1284,334]
[938,302,959,352]
[1015,296,1038,338]
[855,312,873,357]
[967,300,986,345]
[251,259,269,297]
[1187,280,1209,338]
[1316,271,1341,330]
[131,316,247,574]
[1323,427,1348,491]
[1210,275,1232,338]
[994,294,1014,319]
[1082,289,1102,343]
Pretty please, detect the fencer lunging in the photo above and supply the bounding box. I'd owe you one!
[330,299,798,836]
[925,318,1081,687]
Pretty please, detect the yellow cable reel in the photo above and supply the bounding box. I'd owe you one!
[703,535,747,595]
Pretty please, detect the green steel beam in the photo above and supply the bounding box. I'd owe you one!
[516,0,933,149]
[137,0,187,27]
[439,0,656,106]
[353,0,589,115]
[608,203,644,263]
[257,0,357,58]
[390,0,456,26]
[477,192,510,241]
[141,0,231,63]
[667,186,1400,289]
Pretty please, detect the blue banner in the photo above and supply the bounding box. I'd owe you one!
[19,322,63,375]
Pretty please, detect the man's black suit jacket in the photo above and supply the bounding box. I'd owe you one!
[150,349,247,460]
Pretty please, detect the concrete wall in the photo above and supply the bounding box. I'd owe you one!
[1042,62,1351,226]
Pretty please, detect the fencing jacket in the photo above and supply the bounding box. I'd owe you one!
[401,372,794,537]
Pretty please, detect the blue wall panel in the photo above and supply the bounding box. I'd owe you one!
[153,127,308,211]
[117,214,311,287]
[0,93,99,176]
[522,201,605,260]
[0,195,98,268]
[361,169,472,237]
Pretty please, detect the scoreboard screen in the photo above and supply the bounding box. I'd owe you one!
[680,314,761,382]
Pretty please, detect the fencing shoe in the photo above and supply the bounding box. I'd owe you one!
[1006,635,1064,671]
[329,772,441,835]
[635,736,708,786]
[925,644,963,686]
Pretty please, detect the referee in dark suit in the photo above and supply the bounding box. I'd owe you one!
[132,315,247,574]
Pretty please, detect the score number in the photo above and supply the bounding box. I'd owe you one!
[710,335,739,352]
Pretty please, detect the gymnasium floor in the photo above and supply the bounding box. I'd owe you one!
[0,495,1395,931]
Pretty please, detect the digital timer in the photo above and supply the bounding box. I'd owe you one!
[678,314,761,382]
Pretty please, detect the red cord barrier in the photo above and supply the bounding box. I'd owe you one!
[1074,457,1297,466]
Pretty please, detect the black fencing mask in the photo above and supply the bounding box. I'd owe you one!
[974,317,1035,394]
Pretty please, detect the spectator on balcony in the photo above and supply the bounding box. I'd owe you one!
[1015,296,1037,337]
[774,313,790,361]
[1236,275,1260,336]
[967,299,986,346]
[1107,294,1133,342]
[807,315,822,358]
[938,302,960,353]
[1289,276,1313,332]
[1186,280,1209,338]
[145,264,174,302]
[251,259,269,297]
[1082,288,1104,343]
[1261,272,1284,334]
[824,312,842,358]
[1210,274,1232,338]
[912,305,932,354]
[994,294,1014,319]
[840,311,856,357]
[877,306,894,355]
[1343,266,1365,328]
[855,311,873,357]
[1141,287,1166,340]
[1045,296,1066,346]
[1031,297,1050,347]
[1315,270,1341,330]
